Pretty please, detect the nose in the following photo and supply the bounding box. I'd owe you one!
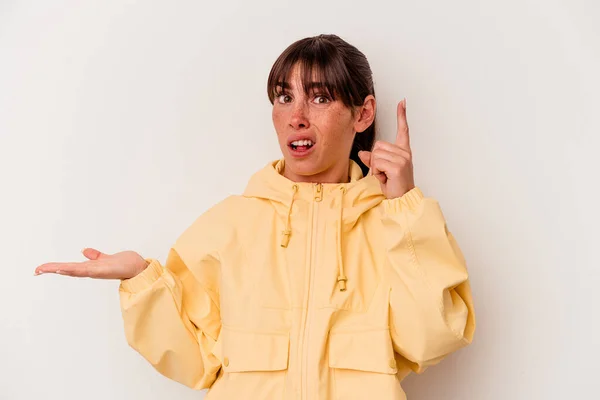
[289,101,310,130]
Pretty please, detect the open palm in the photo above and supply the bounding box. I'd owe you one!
[34,248,148,280]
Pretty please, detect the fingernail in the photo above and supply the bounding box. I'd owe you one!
[34,270,41,276]
[81,248,86,254]
[56,270,62,274]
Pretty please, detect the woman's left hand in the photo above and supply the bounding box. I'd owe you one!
[358,98,415,199]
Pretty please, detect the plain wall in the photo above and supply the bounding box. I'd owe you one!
[1,0,598,399]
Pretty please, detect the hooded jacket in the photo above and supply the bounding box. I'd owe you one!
[118,157,476,400]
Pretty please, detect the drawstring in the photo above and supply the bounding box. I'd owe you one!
[336,186,347,291]
[280,183,347,292]
[280,184,298,247]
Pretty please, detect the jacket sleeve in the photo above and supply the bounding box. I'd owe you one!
[380,186,476,374]
[118,210,224,390]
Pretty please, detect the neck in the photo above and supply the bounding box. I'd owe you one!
[282,160,350,184]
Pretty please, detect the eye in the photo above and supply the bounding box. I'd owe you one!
[313,93,331,104]
[275,91,291,104]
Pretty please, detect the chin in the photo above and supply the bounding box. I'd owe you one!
[282,156,321,176]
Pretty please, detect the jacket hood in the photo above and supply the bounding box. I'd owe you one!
[242,158,386,292]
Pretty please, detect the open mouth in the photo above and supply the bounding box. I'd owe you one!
[290,144,314,151]
[289,139,315,152]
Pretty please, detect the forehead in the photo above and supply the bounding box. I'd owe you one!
[276,65,325,90]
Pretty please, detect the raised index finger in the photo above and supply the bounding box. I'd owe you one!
[395,98,410,150]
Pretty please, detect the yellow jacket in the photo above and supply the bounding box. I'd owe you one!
[119,158,475,399]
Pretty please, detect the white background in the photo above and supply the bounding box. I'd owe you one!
[1,0,599,399]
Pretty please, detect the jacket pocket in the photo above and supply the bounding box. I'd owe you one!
[328,328,405,400]
[221,326,290,372]
[207,325,290,399]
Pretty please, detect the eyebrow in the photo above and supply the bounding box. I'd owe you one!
[275,81,327,91]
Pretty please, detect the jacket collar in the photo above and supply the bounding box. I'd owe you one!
[243,158,385,292]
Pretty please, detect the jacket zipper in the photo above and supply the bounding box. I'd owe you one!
[300,182,322,400]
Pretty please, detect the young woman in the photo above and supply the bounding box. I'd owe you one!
[35,34,475,399]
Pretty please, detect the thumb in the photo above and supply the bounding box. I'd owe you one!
[357,150,371,168]
[82,247,106,260]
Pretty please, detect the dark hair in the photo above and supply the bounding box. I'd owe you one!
[266,34,376,177]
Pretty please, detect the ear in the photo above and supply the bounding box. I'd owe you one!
[353,95,376,133]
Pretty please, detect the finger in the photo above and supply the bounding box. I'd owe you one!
[395,99,410,150]
[370,148,408,168]
[369,161,387,183]
[35,261,94,277]
[372,172,386,184]
[35,262,72,274]
[357,150,372,169]
[35,262,76,275]
[373,140,412,159]
[371,157,401,180]
[370,153,388,183]
[55,265,94,278]
[82,247,106,261]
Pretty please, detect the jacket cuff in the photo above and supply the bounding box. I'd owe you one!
[119,258,164,293]
[381,186,425,214]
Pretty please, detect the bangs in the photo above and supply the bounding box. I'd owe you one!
[265,34,376,177]
[267,39,357,109]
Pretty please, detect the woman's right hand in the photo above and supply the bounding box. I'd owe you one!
[34,248,149,280]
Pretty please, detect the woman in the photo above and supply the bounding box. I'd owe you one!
[35,34,475,399]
